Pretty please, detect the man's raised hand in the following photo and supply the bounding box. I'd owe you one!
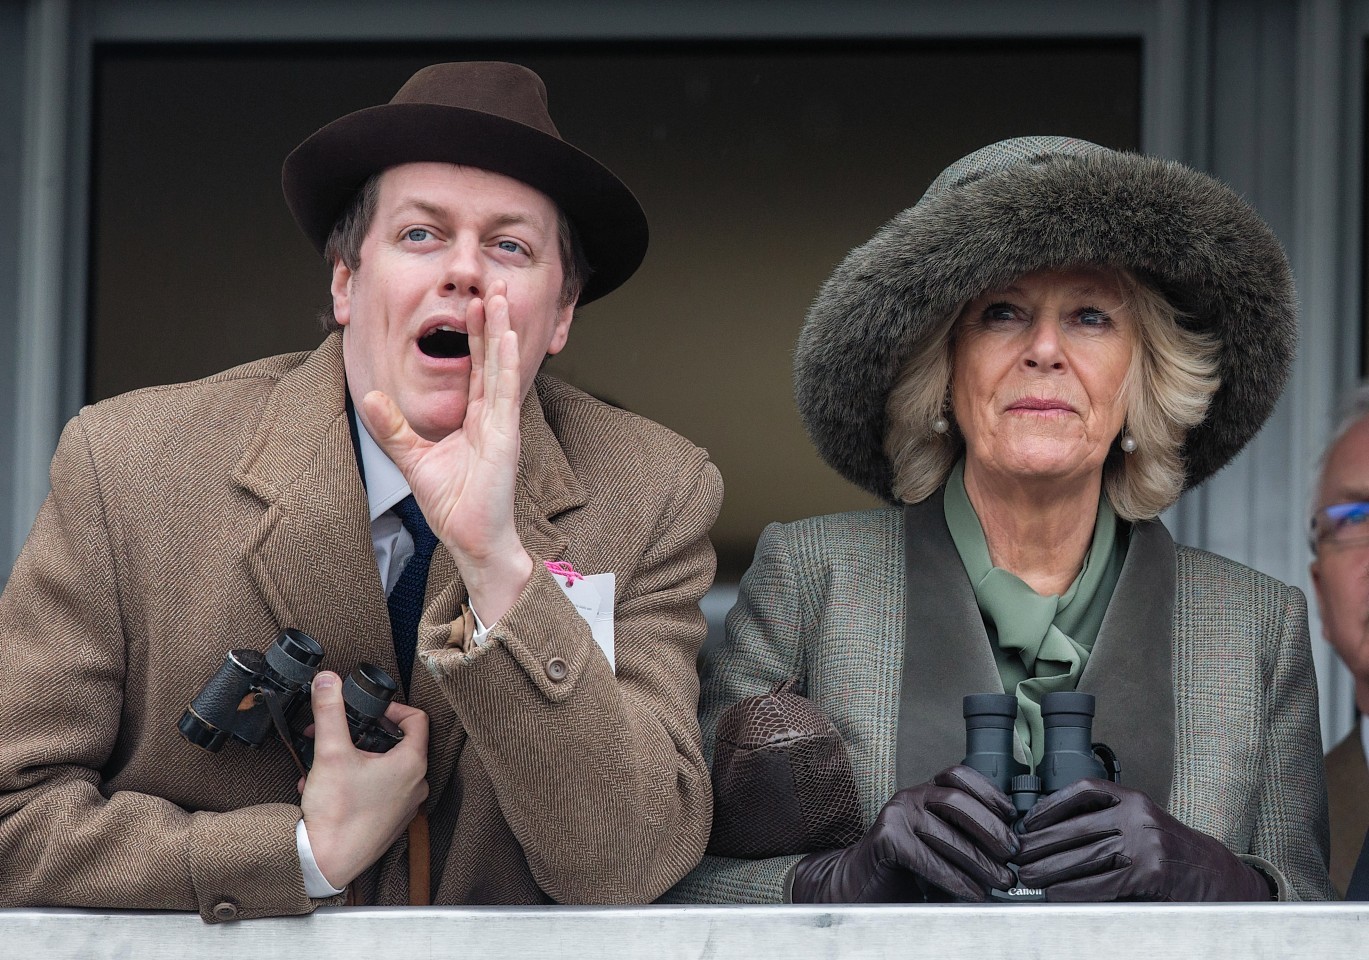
[361,280,534,625]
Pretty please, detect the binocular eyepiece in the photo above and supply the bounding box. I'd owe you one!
[177,628,403,769]
[297,661,404,767]
[964,691,1112,796]
[962,691,1119,902]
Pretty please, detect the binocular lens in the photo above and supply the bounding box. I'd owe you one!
[177,709,229,751]
[1040,690,1095,727]
[342,661,400,723]
[264,628,325,686]
[963,693,1027,791]
[963,693,1018,728]
[1037,691,1106,792]
[352,661,399,700]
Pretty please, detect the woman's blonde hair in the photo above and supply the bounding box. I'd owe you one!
[883,268,1220,520]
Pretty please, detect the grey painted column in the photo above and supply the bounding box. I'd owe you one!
[4,0,91,590]
[1289,0,1360,744]
[1184,1,1300,576]
[0,7,25,582]
[1172,0,1357,746]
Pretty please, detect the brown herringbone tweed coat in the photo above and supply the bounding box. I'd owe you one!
[0,334,720,921]
[663,493,1334,903]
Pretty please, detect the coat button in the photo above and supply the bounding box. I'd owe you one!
[545,657,569,681]
[211,900,239,921]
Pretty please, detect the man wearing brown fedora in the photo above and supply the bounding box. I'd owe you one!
[0,62,720,920]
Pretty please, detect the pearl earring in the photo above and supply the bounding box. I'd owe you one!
[1120,432,1138,454]
[932,416,950,435]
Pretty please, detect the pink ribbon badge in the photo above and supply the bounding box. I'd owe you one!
[544,560,585,586]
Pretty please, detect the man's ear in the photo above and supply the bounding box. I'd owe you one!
[545,303,575,357]
[330,259,354,327]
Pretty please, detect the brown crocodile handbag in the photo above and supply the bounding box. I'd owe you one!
[706,678,864,858]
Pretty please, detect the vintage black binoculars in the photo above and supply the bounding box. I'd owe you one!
[177,628,403,770]
[962,691,1120,901]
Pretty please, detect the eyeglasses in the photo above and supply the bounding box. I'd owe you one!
[1310,501,1369,551]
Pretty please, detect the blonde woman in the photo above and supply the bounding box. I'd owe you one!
[669,136,1332,905]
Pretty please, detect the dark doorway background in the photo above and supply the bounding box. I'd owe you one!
[89,41,1140,577]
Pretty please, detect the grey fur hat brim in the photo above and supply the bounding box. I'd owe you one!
[794,136,1296,502]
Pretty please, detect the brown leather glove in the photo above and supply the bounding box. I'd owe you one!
[1014,778,1274,901]
[789,765,1018,903]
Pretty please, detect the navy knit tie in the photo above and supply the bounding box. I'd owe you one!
[388,494,438,687]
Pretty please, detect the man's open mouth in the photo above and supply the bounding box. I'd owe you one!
[418,328,470,359]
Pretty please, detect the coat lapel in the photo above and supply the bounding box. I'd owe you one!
[234,334,394,676]
[512,376,587,556]
[896,490,1006,789]
[894,492,1175,807]
[1077,518,1175,806]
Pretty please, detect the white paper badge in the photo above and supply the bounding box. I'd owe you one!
[552,571,616,672]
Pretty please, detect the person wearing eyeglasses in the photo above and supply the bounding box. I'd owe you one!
[1310,385,1369,896]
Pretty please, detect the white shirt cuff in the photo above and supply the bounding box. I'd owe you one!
[296,818,345,898]
[470,605,491,646]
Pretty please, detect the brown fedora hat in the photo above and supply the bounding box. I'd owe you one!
[282,61,647,305]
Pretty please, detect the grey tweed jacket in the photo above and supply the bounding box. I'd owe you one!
[663,491,1333,903]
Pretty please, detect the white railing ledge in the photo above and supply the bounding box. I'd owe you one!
[1,902,1365,960]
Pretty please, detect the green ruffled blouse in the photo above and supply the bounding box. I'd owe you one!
[943,460,1127,765]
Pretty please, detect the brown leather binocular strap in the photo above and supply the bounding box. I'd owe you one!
[341,811,431,906]
[407,810,431,905]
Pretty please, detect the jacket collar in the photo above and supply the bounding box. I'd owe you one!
[896,490,1174,806]
[234,336,586,555]
[896,489,1004,788]
[1077,517,1175,806]
[509,374,588,554]
[233,335,389,671]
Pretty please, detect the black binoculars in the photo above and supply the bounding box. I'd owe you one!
[177,628,403,771]
[962,691,1120,901]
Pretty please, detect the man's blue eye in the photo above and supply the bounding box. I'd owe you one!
[405,228,430,242]
[497,239,525,254]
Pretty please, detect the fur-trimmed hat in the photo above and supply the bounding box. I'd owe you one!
[794,135,1296,501]
[282,61,647,306]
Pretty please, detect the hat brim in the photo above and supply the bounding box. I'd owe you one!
[282,102,648,306]
[794,150,1296,501]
